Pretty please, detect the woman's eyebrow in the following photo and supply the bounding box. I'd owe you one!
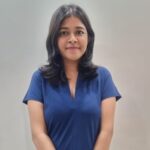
[75,26,86,30]
[59,26,86,30]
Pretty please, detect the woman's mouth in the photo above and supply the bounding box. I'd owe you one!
[66,47,79,50]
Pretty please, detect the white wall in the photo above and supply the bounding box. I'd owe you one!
[0,0,150,149]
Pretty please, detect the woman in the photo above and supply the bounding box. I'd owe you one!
[23,4,122,150]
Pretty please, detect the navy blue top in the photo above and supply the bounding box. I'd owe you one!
[23,66,121,150]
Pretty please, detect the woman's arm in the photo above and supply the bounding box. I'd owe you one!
[27,100,56,150]
[94,97,116,150]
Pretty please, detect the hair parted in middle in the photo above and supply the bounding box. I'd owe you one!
[40,4,98,86]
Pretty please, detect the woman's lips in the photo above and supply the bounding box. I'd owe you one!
[66,47,79,50]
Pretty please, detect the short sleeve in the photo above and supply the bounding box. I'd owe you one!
[22,69,43,104]
[100,67,122,101]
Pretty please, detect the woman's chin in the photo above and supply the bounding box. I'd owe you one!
[63,57,81,63]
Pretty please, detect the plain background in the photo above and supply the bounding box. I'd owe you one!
[0,0,150,149]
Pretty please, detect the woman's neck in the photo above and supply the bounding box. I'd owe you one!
[63,60,79,78]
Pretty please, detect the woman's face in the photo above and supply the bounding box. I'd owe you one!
[57,16,88,64]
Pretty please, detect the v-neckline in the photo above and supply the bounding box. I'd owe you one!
[66,72,80,101]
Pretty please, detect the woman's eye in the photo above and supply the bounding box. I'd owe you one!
[76,31,85,36]
[59,31,69,36]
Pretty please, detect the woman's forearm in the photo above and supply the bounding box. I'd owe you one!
[32,132,56,150]
[94,130,113,150]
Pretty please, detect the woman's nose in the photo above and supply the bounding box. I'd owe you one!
[68,33,77,43]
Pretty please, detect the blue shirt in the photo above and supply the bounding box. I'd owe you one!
[23,66,121,150]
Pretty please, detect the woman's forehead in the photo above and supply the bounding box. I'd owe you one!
[60,16,86,29]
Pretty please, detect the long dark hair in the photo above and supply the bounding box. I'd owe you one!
[40,4,98,86]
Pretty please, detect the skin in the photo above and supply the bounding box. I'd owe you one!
[27,16,117,150]
[28,101,56,150]
[94,97,116,150]
[57,16,88,68]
